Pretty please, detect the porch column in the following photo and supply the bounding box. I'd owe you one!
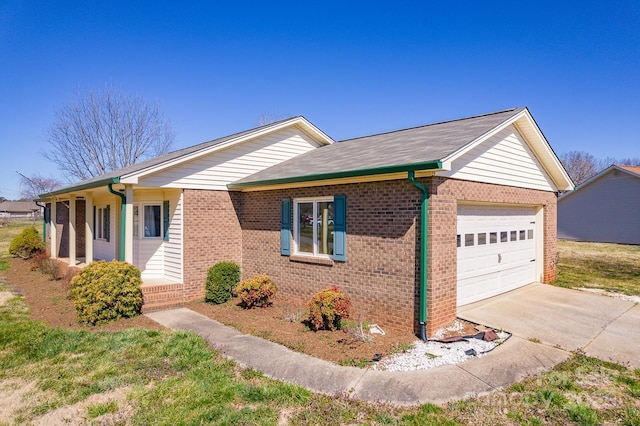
[69,196,76,265]
[85,192,94,264]
[50,200,57,259]
[124,184,134,264]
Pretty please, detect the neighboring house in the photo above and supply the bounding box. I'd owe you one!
[39,108,573,337]
[558,165,640,245]
[0,200,41,219]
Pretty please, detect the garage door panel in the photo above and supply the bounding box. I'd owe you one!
[457,204,537,306]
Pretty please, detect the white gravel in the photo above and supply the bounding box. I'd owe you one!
[373,332,510,371]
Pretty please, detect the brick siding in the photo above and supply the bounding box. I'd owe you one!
[238,177,557,336]
[182,189,243,301]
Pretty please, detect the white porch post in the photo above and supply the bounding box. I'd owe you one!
[50,200,57,259]
[124,185,133,264]
[69,196,76,265]
[85,192,94,264]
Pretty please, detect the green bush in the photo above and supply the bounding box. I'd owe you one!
[235,274,277,308]
[69,261,143,325]
[205,261,240,304]
[9,227,44,259]
[307,286,351,331]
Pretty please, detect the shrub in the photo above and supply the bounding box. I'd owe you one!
[235,274,277,308]
[307,286,351,331]
[69,260,143,325]
[9,227,44,259]
[205,261,240,304]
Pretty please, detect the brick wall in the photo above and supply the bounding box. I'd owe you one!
[241,180,421,332]
[242,178,556,335]
[182,177,558,337]
[182,189,243,301]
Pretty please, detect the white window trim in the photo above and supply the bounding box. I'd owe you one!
[96,206,108,241]
[133,202,163,239]
[293,196,333,258]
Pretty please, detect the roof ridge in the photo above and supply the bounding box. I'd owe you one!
[338,108,523,143]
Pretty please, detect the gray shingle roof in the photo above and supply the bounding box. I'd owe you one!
[230,108,525,188]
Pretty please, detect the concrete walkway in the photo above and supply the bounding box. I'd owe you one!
[146,307,568,405]
[146,284,638,405]
[459,283,640,369]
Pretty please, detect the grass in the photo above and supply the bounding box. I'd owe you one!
[555,240,640,296]
[0,219,39,259]
[2,225,640,423]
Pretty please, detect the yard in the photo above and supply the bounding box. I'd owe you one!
[1,222,639,424]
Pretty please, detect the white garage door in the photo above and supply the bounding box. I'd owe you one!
[457,204,537,306]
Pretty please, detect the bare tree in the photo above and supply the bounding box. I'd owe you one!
[17,172,62,199]
[44,85,175,181]
[257,112,292,126]
[559,151,603,186]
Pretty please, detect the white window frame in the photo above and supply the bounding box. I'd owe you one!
[96,206,108,241]
[133,202,163,239]
[293,197,334,258]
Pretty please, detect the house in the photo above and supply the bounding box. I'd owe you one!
[558,165,640,245]
[39,107,573,337]
[0,200,41,219]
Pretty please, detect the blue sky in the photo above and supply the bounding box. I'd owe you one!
[1,1,638,199]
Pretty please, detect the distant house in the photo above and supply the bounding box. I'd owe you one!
[558,165,640,245]
[39,108,573,337]
[0,200,41,219]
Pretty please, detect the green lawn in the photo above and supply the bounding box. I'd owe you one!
[555,240,640,296]
[1,226,640,423]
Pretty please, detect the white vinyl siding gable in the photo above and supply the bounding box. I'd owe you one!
[137,128,322,190]
[441,125,556,192]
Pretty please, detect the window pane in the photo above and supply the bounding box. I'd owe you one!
[478,233,486,245]
[133,206,139,238]
[510,230,517,241]
[490,232,497,244]
[528,229,534,239]
[316,201,334,255]
[500,231,508,243]
[297,202,313,254]
[465,233,474,246]
[144,205,161,237]
[97,209,103,239]
[456,234,461,248]
[519,230,525,240]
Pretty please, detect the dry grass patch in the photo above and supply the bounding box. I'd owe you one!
[556,240,640,296]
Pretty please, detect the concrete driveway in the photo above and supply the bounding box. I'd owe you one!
[459,283,640,369]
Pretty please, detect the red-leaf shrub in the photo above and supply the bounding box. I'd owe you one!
[307,286,351,331]
[235,274,277,308]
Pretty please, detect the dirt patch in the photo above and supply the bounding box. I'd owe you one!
[0,291,13,306]
[1,257,163,331]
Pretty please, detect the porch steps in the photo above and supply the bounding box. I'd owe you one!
[141,283,184,313]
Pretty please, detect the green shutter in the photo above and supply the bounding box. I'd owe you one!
[92,206,96,240]
[281,198,291,256]
[105,205,110,243]
[163,200,170,241]
[333,194,346,261]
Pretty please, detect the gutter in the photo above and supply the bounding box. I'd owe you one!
[407,171,429,341]
[39,177,121,199]
[107,183,126,262]
[228,161,443,190]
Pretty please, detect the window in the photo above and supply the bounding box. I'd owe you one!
[133,206,139,238]
[456,234,461,248]
[96,206,110,241]
[528,229,534,239]
[478,233,486,245]
[143,205,161,237]
[294,198,334,256]
[500,231,508,243]
[519,230,526,240]
[490,232,497,244]
[510,230,517,241]
[465,233,474,246]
